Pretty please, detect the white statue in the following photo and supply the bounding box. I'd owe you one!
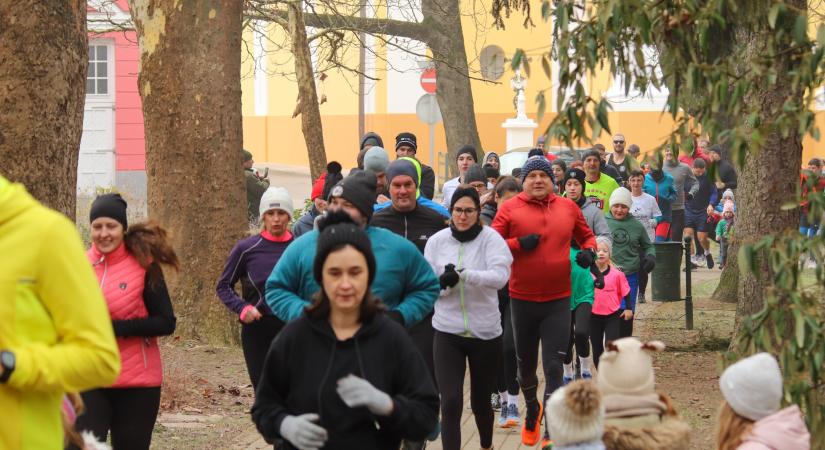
[510,69,528,119]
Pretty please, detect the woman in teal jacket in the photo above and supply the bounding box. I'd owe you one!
[643,168,677,242]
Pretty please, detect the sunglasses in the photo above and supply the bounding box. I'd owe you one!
[613,140,625,144]
[452,207,477,216]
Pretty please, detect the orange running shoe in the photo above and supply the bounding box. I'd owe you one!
[520,401,543,446]
[540,436,555,449]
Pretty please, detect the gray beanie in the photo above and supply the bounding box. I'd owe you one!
[719,353,783,421]
[363,147,390,173]
[386,159,419,186]
[463,164,487,185]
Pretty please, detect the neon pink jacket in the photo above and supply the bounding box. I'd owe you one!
[87,243,163,388]
[738,405,810,450]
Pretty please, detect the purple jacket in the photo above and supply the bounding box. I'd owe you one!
[217,233,292,317]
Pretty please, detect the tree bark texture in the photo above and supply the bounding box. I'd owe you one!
[0,0,87,219]
[129,0,247,344]
[288,1,327,181]
[712,241,739,303]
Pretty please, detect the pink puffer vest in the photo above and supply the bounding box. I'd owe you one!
[87,243,163,388]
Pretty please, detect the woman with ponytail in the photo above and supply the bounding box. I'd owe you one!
[75,193,178,450]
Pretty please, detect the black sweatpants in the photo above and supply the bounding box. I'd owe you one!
[510,298,571,413]
[434,331,502,450]
[619,311,634,338]
[496,292,519,396]
[670,209,685,243]
[564,302,592,364]
[590,310,621,367]
[74,387,161,450]
[242,315,285,389]
[410,312,437,387]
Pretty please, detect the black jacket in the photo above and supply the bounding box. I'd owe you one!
[251,314,439,450]
[371,204,447,254]
[714,159,738,191]
[420,164,436,200]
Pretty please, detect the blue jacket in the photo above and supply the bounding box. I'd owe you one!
[374,197,450,219]
[265,226,439,327]
[644,172,676,222]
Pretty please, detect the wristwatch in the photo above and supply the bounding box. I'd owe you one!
[0,351,15,383]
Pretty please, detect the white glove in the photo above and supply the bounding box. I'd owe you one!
[279,413,328,450]
[336,374,394,416]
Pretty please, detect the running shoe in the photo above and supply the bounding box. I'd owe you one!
[521,401,543,446]
[638,292,646,304]
[498,403,509,427]
[491,392,501,411]
[562,374,574,385]
[506,403,520,428]
[705,253,715,269]
[540,436,555,450]
[580,369,592,380]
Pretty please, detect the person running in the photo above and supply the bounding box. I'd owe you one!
[0,175,120,450]
[628,169,662,303]
[679,136,712,167]
[663,146,699,243]
[800,157,825,237]
[589,237,629,367]
[707,145,738,192]
[607,133,640,186]
[252,211,440,450]
[217,187,295,389]
[76,193,179,450]
[551,159,568,194]
[644,162,677,242]
[363,146,391,202]
[582,149,620,213]
[293,162,342,238]
[374,157,450,218]
[464,164,494,206]
[441,145,478,210]
[424,186,512,450]
[684,158,718,269]
[484,151,501,170]
[491,157,597,447]
[356,131,384,170]
[592,144,622,181]
[395,132,436,200]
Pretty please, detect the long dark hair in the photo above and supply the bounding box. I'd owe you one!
[305,287,385,321]
[124,220,180,286]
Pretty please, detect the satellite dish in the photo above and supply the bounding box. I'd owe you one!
[480,45,505,81]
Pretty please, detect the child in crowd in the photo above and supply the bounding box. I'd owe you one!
[589,237,629,367]
[715,189,735,213]
[715,201,735,270]
[716,353,810,450]
[546,380,606,450]
[606,188,655,338]
[599,338,691,450]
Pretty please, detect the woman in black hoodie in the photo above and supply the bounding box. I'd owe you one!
[251,211,439,450]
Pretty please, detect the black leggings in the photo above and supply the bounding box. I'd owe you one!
[564,303,592,364]
[510,298,571,411]
[409,312,437,388]
[670,209,685,242]
[638,268,649,298]
[496,293,519,396]
[434,331,502,450]
[620,311,634,338]
[241,315,285,389]
[74,387,161,450]
[590,311,621,367]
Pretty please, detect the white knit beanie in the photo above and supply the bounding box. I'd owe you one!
[719,353,783,421]
[609,187,633,209]
[546,380,605,446]
[259,187,294,219]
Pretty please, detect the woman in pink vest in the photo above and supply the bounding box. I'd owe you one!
[75,193,178,450]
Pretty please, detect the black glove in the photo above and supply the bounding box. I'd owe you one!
[642,254,656,273]
[386,310,405,326]
[576,248,596,268]
[518,234,541,251]
[590,263,605,289]
[439,264,460,289]
[685,191,694,201]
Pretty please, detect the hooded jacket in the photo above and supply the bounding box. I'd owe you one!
[663,160,698,211]
[265,226,439,327]
[737,405,810,450]
[606,213,654,275]
[686,172,718,212]
[0,177,120,450]
[578,196,612,246]
[491,191,597,301]
[371,203,447,254]
[643,172,676,222]
[251,314,439,450]
[292,205,320,238]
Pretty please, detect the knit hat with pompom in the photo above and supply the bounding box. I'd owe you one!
[546,380,605,446]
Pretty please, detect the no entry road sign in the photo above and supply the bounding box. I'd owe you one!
[420,68,437,94]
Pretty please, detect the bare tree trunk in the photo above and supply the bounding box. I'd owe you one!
[129,0,246,344]
[0,0,87,219]
[287,1,327,181]
[712,246,738,303]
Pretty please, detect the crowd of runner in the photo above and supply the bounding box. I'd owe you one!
[0,130,814,450]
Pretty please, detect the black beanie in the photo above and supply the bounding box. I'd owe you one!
[360,132,384,150]
[528,148,545,159]
[90,193,128,230]
[564,168,587,187]
[329,171,378,221]
[395,132,417,152]
[463,164,487,185]
[314,210,376,286]
[455,144,478,162]
[386,159,419,186]
[484,164,500,180]
[322,162,344,200]
[450,185,481,211]
[582,149,601,163]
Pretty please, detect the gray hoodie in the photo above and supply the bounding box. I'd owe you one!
[663,159,698,211]
[580,197,612,246]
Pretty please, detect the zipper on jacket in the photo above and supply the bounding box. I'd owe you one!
[141,339,148,369]
[404,216,408,239]
[457,245,472,337]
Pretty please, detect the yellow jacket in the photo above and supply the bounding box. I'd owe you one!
[0,176,120,449]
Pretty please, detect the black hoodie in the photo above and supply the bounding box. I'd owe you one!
[252,313,439,450]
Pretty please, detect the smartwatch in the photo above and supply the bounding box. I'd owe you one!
[0,351,15,383]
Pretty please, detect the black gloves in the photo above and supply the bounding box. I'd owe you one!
[576,248,596,268]
[518,234,541,251]
[685,191,694,201]
[439,264,460,290]
[642,254,656,273]
[386,310,405,326]
[590,263,605,289]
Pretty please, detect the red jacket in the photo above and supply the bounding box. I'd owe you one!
[492,192,597,302]
[678,146,711,167]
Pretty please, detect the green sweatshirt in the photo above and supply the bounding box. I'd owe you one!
[606,213,654,273]
[569,248,594,310]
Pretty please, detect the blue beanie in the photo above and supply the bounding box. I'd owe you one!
[521,157,555,184]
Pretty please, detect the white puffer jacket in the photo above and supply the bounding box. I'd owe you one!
[424,226,512,339]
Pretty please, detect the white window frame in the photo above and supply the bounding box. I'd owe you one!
[86,40,115,103]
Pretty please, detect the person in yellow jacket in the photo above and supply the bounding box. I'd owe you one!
[0,175,121,450]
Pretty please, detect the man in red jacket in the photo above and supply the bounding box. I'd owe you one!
[491,156,597,447]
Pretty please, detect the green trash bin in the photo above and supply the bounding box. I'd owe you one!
[652,241,682,302]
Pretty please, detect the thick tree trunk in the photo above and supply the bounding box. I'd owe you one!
[129,0,247,344]
[0,0,87,218]
[288,1,327,181]
[712,241,739,303]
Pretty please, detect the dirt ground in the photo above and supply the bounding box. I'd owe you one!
[150,265,733,450]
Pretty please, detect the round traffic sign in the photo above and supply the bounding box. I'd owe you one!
[416,94,442,125]
[420,68,437,94]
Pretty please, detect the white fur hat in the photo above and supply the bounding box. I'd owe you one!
[259,187,294,219]
[719,352,783,421]
[546,380,605,446]
[609,187,633,209]
[597,337,665,397]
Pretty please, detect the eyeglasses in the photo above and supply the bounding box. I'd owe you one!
[613,140,625,144]
[452,207,477,216]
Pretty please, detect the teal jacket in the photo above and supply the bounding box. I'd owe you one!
[605,213,654,273]
[265,226,439,326]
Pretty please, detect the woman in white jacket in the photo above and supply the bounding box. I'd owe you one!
[424,186,512,450]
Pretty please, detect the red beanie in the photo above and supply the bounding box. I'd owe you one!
[311,173,327,200]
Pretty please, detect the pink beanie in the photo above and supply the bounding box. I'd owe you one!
[723,200,734,214]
